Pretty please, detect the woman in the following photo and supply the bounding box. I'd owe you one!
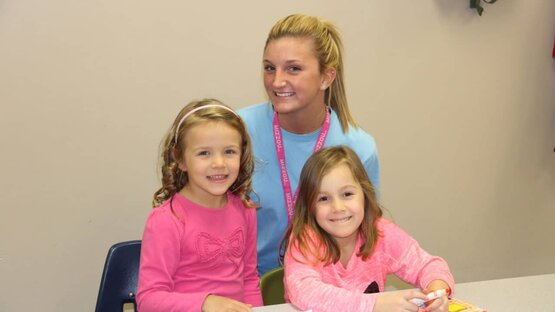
[238,14,380,275]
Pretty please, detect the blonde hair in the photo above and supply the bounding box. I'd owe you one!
[265,14,357,132]
[281,146,382,265]
[153,98,254,208]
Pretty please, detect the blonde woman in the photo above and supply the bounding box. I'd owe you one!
[239,14,380,275]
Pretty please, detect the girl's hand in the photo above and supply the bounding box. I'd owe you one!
[422,279,451,312]
[374,289,428,312]
[201,294,253,312]
[422,293,448,312]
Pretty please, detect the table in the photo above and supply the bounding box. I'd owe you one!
[451,273,555,311]
[253,273,555,311]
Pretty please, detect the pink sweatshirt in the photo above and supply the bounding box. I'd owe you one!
[284,218,454,312]
[137,193,263,312]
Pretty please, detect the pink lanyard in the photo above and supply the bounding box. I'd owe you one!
[272,109,331,223]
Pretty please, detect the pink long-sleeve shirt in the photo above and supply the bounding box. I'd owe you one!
[137,193,263,312]
[284,218,454,312]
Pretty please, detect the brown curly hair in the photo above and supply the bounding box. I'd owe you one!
[152,98,254,208]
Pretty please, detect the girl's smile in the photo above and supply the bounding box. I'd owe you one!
[314,164,365,248]
[329,216,353,223]
[178,121,242,208]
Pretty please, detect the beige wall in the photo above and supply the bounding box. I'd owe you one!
[1,1,554,311]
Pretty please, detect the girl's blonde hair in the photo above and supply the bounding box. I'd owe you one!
[153,98,254,208]
[281,145,382,265]
[265,14,357,133]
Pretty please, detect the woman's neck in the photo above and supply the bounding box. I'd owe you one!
[278,106,327,134]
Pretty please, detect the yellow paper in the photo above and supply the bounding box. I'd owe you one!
[448,302,467,312]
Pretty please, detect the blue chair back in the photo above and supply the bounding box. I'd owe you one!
[95,240,141,312]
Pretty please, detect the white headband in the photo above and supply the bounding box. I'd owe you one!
[174,104,239,144]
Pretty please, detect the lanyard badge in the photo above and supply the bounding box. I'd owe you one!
[272,109,331,222]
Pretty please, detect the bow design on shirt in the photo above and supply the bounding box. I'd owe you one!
[196,228,245,266]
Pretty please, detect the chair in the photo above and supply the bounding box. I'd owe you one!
[259,266,285,305]
[95,240,142,312]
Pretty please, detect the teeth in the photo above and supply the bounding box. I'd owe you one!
[208,175,227,181]
[331,216,351,223]
[275,92,294,97]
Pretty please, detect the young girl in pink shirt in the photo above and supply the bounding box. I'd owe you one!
[137,99,262,312]
[282,146,454,312]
